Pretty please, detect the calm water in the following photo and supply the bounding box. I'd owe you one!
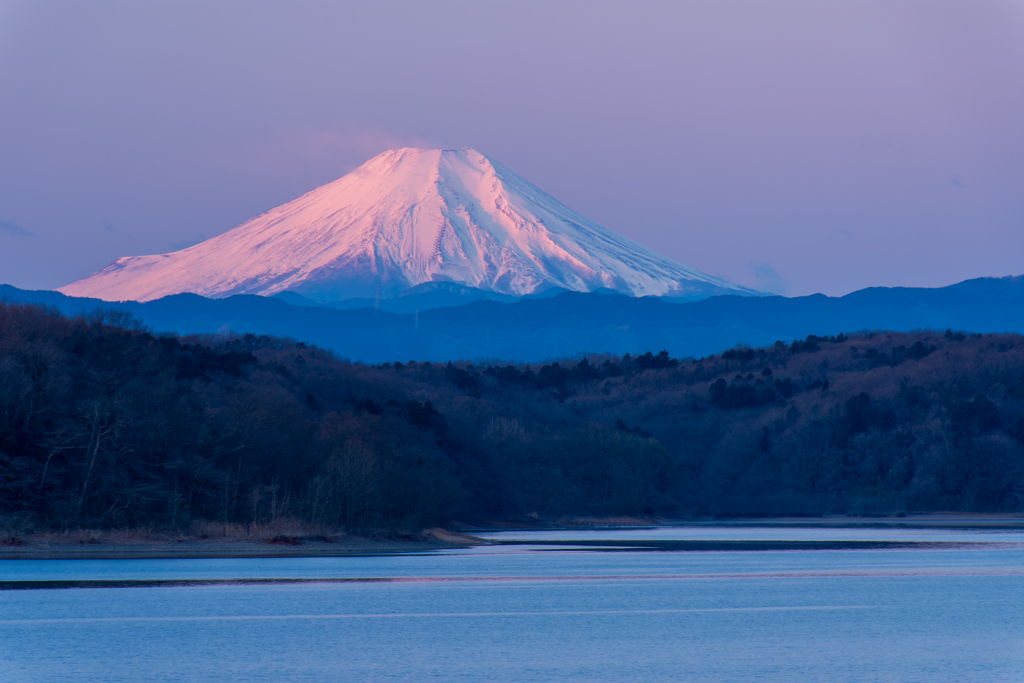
[2,526,1022,682]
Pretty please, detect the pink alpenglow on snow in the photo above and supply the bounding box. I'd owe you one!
[59,148,757,303]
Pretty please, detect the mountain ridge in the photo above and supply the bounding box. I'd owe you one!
[6,275,1022,363]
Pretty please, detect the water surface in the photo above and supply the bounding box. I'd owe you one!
[2,526,1021,682]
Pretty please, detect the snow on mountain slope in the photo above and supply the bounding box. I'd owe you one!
[59,148,758,303]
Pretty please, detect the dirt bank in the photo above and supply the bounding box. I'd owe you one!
[0,530,487,560]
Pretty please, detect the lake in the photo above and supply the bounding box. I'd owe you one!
[2,525,1022,682]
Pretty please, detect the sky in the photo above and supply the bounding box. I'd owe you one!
[0,0,1021,297]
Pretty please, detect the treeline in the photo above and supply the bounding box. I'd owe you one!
[1,301,1022,532]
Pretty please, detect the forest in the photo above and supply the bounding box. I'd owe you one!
[1,300,1022,533]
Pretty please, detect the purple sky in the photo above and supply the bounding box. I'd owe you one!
[1,0,1021,297]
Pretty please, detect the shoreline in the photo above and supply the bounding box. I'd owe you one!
[468,512,1024,532]
[3,514,1022,560]
[0,528,483,561]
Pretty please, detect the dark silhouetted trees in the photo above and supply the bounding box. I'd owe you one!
[1,301,1023,530]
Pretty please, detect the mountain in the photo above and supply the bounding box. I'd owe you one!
[6,276,1023,363]
[58,147,755,303]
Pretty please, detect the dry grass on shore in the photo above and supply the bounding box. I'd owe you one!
[0,515,471,559]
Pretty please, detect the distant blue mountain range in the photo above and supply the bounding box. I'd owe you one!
[2,276,1022,363]
[272,280,564,313]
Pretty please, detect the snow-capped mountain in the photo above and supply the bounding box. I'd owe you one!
[60,148,757,303]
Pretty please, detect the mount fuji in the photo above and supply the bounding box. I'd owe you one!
[60,147,758,303]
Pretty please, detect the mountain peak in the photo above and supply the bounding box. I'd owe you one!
[60,148,757,303]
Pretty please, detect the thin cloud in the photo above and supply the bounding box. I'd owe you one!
[748,261,790,296]
[0,220,34,237]
[253,124,442,178]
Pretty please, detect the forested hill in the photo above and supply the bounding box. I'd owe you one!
[1,301,1023,532]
